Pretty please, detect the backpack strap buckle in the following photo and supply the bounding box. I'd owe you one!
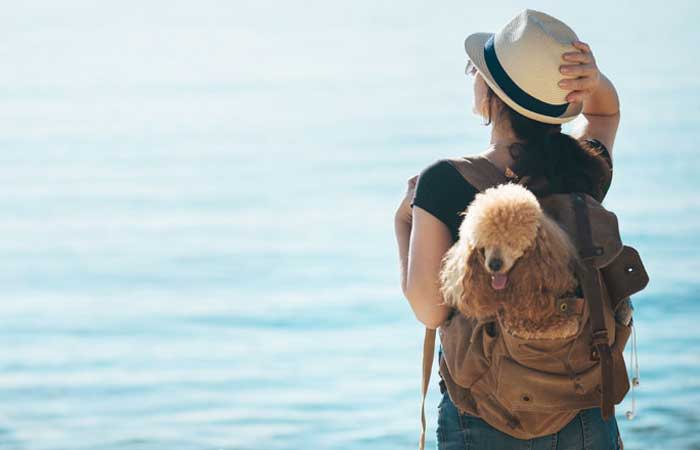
[591,329,609,346]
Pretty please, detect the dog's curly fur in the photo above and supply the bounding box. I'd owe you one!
[439,182,583,339]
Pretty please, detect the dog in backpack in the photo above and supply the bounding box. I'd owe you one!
[439,182,583,339]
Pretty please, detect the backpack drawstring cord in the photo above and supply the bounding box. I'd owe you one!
[625,318,640,420]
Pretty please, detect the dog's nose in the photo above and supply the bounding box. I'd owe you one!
[488,258,503,272]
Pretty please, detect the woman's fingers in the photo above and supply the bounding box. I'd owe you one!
[558,76,595,91]
[558,40,599,103]
[572,40,591,52]
[566,90,588,103]
[559,62,595,76]
[563,41,595,63]
[562,51,591,64]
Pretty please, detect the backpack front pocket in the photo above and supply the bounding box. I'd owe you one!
[496,355,602,412]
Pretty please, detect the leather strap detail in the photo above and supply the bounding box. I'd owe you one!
[571,192,605,260]
[570,192,615,420]
[444,155,511,191]
[419,327,436,450]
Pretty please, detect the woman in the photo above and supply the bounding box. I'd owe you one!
[394,9,623,450]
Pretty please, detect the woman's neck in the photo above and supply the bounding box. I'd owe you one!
[479,126,523,174]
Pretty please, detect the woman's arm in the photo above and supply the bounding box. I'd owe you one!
[559,40,621,159]
[394,175,417,296]
[395,217,412,296]
[402,207,455,329]
[395,203,454,329]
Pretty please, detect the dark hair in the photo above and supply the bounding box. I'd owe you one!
[482,86,611,201]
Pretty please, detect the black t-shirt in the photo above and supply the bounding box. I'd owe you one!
[410,139,612,243]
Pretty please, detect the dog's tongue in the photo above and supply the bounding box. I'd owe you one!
[491,273,508,290]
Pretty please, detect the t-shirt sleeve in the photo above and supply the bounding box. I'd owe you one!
[410,159,478,238]
[585,138,612,170]
[584,138,613,201]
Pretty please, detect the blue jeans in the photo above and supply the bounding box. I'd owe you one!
[436,382,623,450]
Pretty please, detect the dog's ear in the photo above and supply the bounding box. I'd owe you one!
[438,243,467,309]
[507,216,578,320]
[456,246,501,319]
[533,216,579,292]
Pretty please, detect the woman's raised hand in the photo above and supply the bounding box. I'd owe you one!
[558,40,601,104]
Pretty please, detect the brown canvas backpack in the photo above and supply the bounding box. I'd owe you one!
[417,155,649,450]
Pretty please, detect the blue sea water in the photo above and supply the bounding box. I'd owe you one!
[1,1,698,449]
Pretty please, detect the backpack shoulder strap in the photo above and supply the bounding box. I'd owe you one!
[418,155,510,450]
[418,327,436,450]
[444,155,511,191]
[570,191,615,420]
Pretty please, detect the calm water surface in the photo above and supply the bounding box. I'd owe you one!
[1,1,698,449]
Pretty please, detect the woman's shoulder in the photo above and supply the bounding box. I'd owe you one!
[411,157,480,237]
[413,157,479,194]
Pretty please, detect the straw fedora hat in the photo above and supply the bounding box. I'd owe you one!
[465,9,583,124]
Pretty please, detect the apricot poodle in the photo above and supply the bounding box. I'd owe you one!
[439,182,583,339]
